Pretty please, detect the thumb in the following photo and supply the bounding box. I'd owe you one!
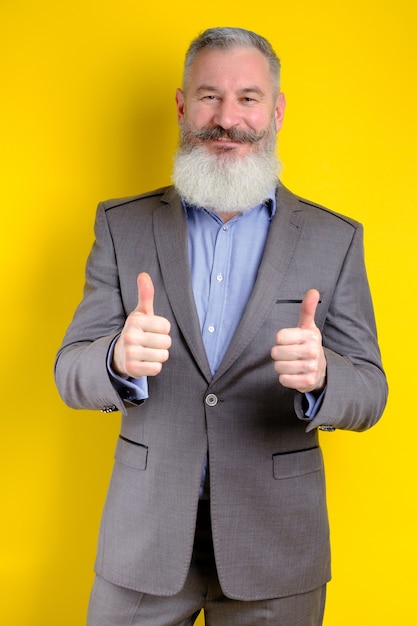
[298,289,320,329]
[135,272,154,315]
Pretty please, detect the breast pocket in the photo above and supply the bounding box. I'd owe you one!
[274,289,328,332]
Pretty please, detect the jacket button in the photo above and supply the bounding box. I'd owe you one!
[205,393,218,407]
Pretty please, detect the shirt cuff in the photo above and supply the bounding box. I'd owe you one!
[304,388,326,418]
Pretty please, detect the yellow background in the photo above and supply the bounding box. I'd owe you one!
[1,1,415,624]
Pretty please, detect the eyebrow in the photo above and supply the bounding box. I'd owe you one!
[195,85,266,97]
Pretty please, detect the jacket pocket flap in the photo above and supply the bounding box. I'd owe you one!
[273,447,322,480]
[115,435,148,470]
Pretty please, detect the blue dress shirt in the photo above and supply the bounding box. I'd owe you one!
[186,199,274,374]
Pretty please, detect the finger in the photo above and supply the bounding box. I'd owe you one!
[134,330,172,351]
[135,272,154,316]
[137,346,170,364]
[271,341,305,361]
[274,327,305,347]
[298,289,320,329]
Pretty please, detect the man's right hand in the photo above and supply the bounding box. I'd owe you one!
[112,272,172,379]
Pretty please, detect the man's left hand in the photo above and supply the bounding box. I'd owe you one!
[271,289,327,393]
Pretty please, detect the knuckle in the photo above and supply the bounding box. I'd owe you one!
[148,362,163,376]
[275,329,285,344]
[125,345,138,361]
[163,335,172,349]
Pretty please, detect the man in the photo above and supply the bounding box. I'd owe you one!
[55,27,387,626]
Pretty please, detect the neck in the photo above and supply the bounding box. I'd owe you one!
[217,211,240,223]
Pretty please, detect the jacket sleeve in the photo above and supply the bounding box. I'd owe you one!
[295,222,388,432]
[54,202,131,415]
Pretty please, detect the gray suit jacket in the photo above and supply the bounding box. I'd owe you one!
[55,184,387,601]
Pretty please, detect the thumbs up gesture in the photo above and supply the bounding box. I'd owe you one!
[112,273,172,379]
[271,290,327,393]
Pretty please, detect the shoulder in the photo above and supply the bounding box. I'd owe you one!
[99,185,177,213]
[277,184,361,232]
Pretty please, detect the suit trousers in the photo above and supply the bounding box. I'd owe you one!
[87,501,326,626]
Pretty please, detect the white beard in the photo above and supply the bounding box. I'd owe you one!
[172,125,281,214]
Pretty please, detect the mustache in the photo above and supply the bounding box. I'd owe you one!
[190,125,266,144]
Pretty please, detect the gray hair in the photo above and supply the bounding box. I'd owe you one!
[183,27,281,96]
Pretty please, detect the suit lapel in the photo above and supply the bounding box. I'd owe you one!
[153,188,212,382]
[212,185,305,382]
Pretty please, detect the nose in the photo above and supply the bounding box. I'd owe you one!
[213,98,241,129]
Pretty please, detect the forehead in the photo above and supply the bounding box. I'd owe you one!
[186,46,273,93]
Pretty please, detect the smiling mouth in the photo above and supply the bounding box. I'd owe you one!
[210,138,242,152]
[213,136,240,145]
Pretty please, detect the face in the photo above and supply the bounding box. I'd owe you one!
[176,46,286,159]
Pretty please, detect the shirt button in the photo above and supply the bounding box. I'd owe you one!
[208,325,215,333]
[205,393,218,407]
[222,225,228,231]
[216,273,223,282]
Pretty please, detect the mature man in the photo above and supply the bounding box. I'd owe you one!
[55,27,387,626]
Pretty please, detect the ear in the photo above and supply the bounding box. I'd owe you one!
[175,88,185,125]
[274,92,286,132]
